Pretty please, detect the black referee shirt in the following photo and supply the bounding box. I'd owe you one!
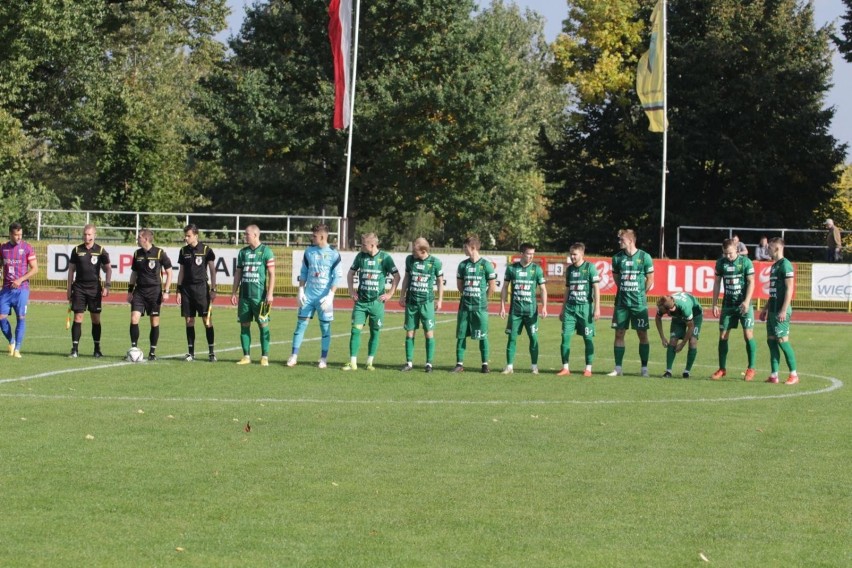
[131,246,173,289]
[70,243,110,284]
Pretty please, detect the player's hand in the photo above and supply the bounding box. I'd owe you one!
[298,288,307,308]
[176,294,182,305]
[102,288,109,298]
[266,292,274,304]
[712,305,720,318]
[350,290,358,301]
[321,293,334,311]
[230,293,238,306]
[127,292,133,304]
[500,307,507,319]
[379,293,390,303]
[593,310,601,321]
[398,297,406,308]
[758,309,767,322]
[739,302,748,315]
[436,300,443,311]
[660,339,668,349]
[675,341,685,353]
[541,306,548,318]
[777,310,786,322]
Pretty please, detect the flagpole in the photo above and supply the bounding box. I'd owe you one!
[659,0,668,259]
[341,0,360,249]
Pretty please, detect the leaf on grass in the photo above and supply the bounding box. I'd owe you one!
[85,434,95,440]
[175,547,185,553]
[699,551,709,562]
[20,417,26,421]
[331,482,339,487]
[244,422,251,433]
[166,415,175,419]
[137,409,144,414]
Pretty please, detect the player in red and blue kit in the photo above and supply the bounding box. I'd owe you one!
[0,223,39,358]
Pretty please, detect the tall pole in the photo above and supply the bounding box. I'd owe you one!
[341,0,361,249]
[659,0,668,259]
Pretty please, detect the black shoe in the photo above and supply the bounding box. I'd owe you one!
[148,353,158,361]
[663,371,672,378]
[451,364,464,373]
[93,350,103,358]
[209,353,218,362]
[682,370,691,378]
[68,350,78,358]
[184,353,195,362]
[401,363,413,372]
[425,364,433,373]
[481,364,490,374]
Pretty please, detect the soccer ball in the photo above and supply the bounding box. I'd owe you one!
[126,347,144,363]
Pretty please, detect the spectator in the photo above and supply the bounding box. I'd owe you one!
[754,236,771,261]
[825,219,842,262]
[732,234,748,257]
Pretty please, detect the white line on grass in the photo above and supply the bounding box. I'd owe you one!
[0,318,845,405]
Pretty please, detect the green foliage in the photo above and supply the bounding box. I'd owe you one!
[834,0,852,61]
[196,0,563,248]
[545,0,847,256]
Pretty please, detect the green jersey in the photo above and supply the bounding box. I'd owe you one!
[504,261,545,316]
[661,292,702,324]
[612,249,654,309]
[350,250,398,303]
[236,244,274,302]
[715,255,754,307]
[565,261,599,307]
[457,257,497,311]
[404,254,443,305]
[767,258,794,311]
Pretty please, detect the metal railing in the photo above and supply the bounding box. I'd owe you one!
[676,225,848,260]
[31,209,343,246]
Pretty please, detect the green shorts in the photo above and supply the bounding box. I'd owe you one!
[562,304,595,338]
[457,309,489,340]
[718,304,755,331]
[351,299,385,331]
[767,308,792,339]
[611,305,650,331]
[505,312,539,338]
[670,312,703,341]
[238,297,269,324]
[404,302,436,332]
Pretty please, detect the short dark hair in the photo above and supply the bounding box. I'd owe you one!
[464,235,481,249]
[9,222,22,233]
[183,223,199,235]
[519,242,535,253]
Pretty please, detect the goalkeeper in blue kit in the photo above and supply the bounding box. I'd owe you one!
[287,224,342,369]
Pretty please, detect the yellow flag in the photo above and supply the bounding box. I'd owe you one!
[636,0,666,132]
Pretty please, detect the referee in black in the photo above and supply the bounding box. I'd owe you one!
[176,224,218,362]
[67,224,112,358]
[127,228,172,361]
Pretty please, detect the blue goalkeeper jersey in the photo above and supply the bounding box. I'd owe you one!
[299,245,342,300]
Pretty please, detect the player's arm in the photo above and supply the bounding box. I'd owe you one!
[778,274,794,321]
[742,273,755,313]
[382,270,400,302]
[592,280,601,320]
[711,274,722,318]
[127,271,137,303]
[230,266,241,306]
[14,253,38,289]
[348,268,358,301]
[161,263,173,300]
[499,276,509,319]
[176,261,184,304]
[678,320,695,352]
[101,258,112,297]
[645,271,654,293]
[66,260,76,301]
[265,259,275,303]
[539,282,548,318]
[654,312,668,348]
[398,272,410,307]
[207,259,217,298]
[436,272,444,311]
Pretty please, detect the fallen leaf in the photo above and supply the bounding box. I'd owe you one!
[85,434,95,440]
[175,547,185,553]
[137,409,145,414]
[244,422,251,433]
[699,552,709,562]
[20,417,26,421]
[331,482,339,487]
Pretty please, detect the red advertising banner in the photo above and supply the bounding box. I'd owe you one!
[521,256,790,300]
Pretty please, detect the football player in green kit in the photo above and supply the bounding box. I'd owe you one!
[608,229,654,377]
[399,238,444,372]
[500,243,548,375]
[759,238,798,385]
[711,238,757,381]
[655,292,702,378]
[453,235,497,373]
[557,243,600,377]
[343,233,400,371]
[230,225,275,366]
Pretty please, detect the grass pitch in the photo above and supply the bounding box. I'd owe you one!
[0,303,849,566]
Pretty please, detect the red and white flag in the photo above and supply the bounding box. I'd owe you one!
[328,0,351,130]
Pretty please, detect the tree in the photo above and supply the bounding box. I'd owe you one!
[197,0,564,247]
[834,0,852,61]
[544,0,847,258]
